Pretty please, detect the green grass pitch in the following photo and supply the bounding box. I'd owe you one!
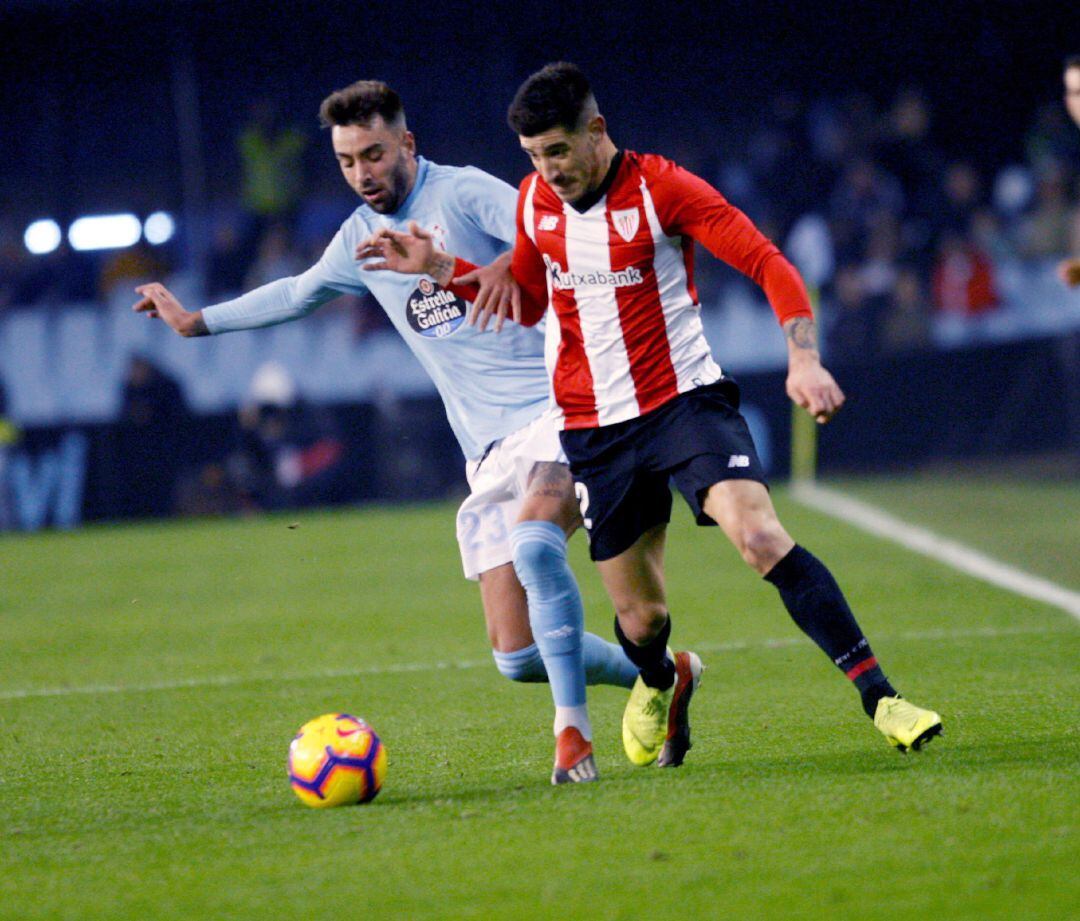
[2,478,1077,920]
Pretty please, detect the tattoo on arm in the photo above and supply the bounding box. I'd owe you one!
[189,313,210,337]
[431,251,455,286]
[784,316,818,352]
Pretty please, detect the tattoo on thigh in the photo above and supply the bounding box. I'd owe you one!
[526,461,573,499]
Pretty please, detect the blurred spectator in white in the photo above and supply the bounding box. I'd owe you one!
[785,213,835,295]
[932,232,998,316]
[993,164,1036,221]
[226,361,349,511]
[880,266,931,355]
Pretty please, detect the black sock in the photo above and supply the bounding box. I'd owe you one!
[614,615,675,691]
[765,545,896,717]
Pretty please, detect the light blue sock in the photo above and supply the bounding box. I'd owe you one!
[582,633,640,689]
[509,521,587,717]
[491,644,546,682]
[493,638,637,689]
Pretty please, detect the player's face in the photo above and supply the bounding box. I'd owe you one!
[520,119,607,203]
[332,119,417,213]
[1065,66,1080,128]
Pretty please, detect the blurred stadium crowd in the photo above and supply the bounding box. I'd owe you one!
[2,81,1078,366]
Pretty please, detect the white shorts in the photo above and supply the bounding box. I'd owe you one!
[456,408,567,580]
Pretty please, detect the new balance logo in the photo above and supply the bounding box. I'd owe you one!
[538,214,559,231]
[727,455,750,468]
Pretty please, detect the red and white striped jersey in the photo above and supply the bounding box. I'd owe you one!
[453,151,813,430]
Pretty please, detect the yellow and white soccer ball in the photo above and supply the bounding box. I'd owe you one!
[287,713,387,808]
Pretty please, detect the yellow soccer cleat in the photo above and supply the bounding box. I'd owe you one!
[873,696,943,753]
[622,674,673,766]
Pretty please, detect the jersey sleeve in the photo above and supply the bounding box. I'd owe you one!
[451,167,518,246]
[508,183,550,326]
[202,228,361,333]
[643,155,813,324]
[446,177,550,327]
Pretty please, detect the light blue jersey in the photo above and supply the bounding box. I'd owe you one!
[203,158,550,460]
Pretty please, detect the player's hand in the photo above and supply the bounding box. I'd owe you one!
[786,358,845,424]
[1057,258,1080,288]
[356,221,438,276]
[454,251,521,332]
[133,283,207,337]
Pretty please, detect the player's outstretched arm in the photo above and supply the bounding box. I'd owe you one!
[133,283,209,337]
[783,316,845,424]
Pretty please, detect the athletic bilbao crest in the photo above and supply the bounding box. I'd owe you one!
[611,207,640,242]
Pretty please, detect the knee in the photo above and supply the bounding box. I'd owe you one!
[509,521,566,583]
[492,643,546,683]
[614,598,669,643]
[735,524,792,574]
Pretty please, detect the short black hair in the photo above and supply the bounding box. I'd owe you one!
[507,62,596,137]
[1066,55,1080,71]
[319,80,404,129]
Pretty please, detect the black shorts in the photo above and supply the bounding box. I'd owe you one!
[559,378,767,561]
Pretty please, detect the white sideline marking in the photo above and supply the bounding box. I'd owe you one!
[0,624,1067,702]
[791,482,1080,622]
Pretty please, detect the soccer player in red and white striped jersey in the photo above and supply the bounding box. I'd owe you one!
[366,63,942,759]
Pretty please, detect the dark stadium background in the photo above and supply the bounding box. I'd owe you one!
[0,0,1077,529]
[2,1,1075,216]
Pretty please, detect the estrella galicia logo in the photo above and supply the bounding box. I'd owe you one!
[406,277,468,339]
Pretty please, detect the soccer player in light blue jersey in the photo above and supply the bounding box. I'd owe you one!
[133,79,643,784]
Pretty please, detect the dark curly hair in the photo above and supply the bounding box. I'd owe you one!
[507,62,596,137]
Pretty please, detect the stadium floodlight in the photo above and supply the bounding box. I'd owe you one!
[24,219,62,255]
[143,211,176,245]
[68,213,142,251]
